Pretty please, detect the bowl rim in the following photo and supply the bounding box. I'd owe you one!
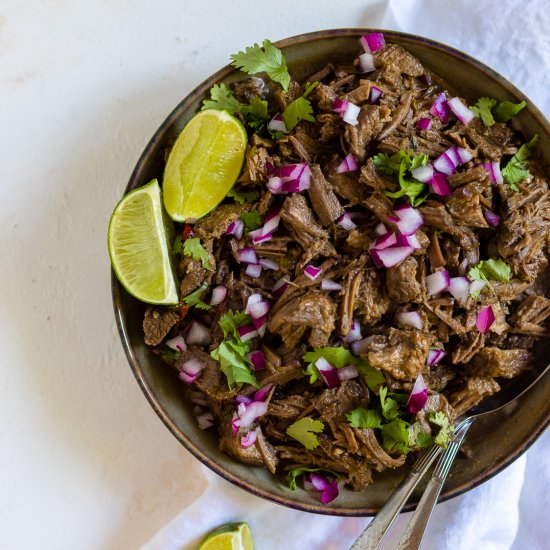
[112,28,550,516]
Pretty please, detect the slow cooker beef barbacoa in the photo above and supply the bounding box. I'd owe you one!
[142,35,550,501]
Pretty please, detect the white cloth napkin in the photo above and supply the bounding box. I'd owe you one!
[144,1,550,548]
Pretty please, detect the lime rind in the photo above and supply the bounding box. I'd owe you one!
[198,522,254,550]
[108,179,179,305]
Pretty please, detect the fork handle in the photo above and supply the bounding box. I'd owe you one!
[396,418,474,550]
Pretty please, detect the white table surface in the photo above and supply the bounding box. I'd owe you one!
[1,1,548,549]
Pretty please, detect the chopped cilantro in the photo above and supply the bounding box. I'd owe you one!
[173,235,183,255]
[408,422,434,449]
[346,408,382,429]
[218,310,252,338]
[469,258,511,293]
[502,134,539,189]
[429,411,454,448]
[159,346,180,362]
[287,466,337,491]
[201,83,243,112]
[183,283,211,310]
[379,386,402,421]
[230,39,291,91]
[240,210,262,231]
[243,95,269,120]
[471,96,526,127]
[282,96,315,132]
[227,188,260,204]
[380,418,410,455]
[356,364,386,392]
[286,417,325,450]
[372,152,402,175]
[182,237,211,270]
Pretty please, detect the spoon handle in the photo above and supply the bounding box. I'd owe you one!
[349,444,443,550]
[396,418,475,550]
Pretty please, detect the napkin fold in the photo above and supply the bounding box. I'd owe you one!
[144,1,549,548]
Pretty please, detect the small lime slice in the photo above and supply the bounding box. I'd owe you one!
[163,109,248,222]
[198,522,254,550]
[108,179,179,305]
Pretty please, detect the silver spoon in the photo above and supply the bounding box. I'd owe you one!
[350,361,550,550]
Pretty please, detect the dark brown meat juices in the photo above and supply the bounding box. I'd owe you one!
[143,38,550,497]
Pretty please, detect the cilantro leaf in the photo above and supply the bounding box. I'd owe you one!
[173,235,183,255]
[282,96,315,132]
[183,282,211,310]
[227,188,260,204]
[242,95,269,120]
[380,418,410,455]
[429,411,454,448]
[408,422,434,449]
[469,258,511,285]
[356,364,386,392]
[159,346,180,362]
[493,100,526,123]
[211,340,258,388]
[240,210,262,231]
[287,466,337,491]
[218,310,252,339]
[346,408,382,429]
[410,154,429,170]
[286,417,324,450]
[183,237,211,270]
[304,362,321,384]
[230,39,291,91]
[372,152,402,175]
[201,83,243,112]
[471,97,498,126]
[379,386,402,421]
[502,134,539,188]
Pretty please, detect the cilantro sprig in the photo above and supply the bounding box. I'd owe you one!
[240,210,262,231]
[373,150,430,207]
[227,188,259,205]
[230,39,291,91]
[286,417,324,450]
[287,466,338,491]
[183,283,211,310]
[502,134,539,189]
[471,96,526,127]
[281,81,318,132]
[182,237,212,270]
[468,258,511,296]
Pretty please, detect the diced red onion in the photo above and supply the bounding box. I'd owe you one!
[247,350,266,371]
[250,231,273,245]
[196,411,215,430]
[336,154,358,174]
[315,357,340,389]
[411,164,434,183]
[369,86,383,104]
[358,52,376,73]
[189,392,208,407]
[394,233,421,249]
[321,279,343,291]
[430,93,451,123]
[430,173,452,196]
[448,276,470,301]
[337,365,359,382]
[456,147,474,163]
[245,293,263,314]
[447,97,475,125]
[433,150,458,175]
[469,280,487,296]
[342,102,361,125]
[210,285,227,306]
[245,263,262,278]
[265,161,275,178]
[166,335,186,353]
[392,203,424,235]
[225,219,244,239]
[373,232,397,250]
[179,370,199,384]
[232,400,268,431]
[267,176,285,194]
[186,321,211,346]
[262,209,281,234]
[237,247,259,265]
[251,313,267,338]
[343,318,362,343]
[305,473,339,504]
[417,117,432,130]
[241,428,258,448]
[249,301,270,319]
[370,246,414,268]
[407,373,428,414]
[360,32,385,53]
[427,348,447,367]
[426,270,450,295]
[396,311,423,330]
[374,222,388,236]
[237,324,258,342]
[272,277,289,295]
[253,383,273,402]
[337,212,357,230]
[484,210,501,226]
[259,258,279,270]
[351,335,376,356]
[482,162,504,185]
[235,395,253,406]
[179,358,206,385]
[304,265,322,281]
[332,98,349,114]
[284,165,311,192]
[476,305,495,333]
[267,113,287,133]
[278,163,305,180]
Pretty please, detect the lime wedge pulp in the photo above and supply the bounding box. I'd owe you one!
[198,522,254,550]
[108,179,179,305]
[163,109,248,222]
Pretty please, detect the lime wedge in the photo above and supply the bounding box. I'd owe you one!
[163,109,247,222]
[198,522,254,550]
[108,179,179,305]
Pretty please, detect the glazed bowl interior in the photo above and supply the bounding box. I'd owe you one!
[112,29,550,515]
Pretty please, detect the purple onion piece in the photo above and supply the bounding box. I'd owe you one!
[253,383,273,402]
[315,357,340,389]
[336,153,358,174]
[426,270,450,295]
[476,305,495,333]
[332,97,349,114]
[407,373,428,414]
[430,173,452,196]
[272,277,288,296]
[249,300,270,319]
[358,52,375,73]
[448,276,470,301]
[166,335,186,353]
[484,210,501,226]
[186,322,211,346]
[209,285,227,306]
[241,429,258,449]
[411,164,434,183]
[245,263,262,278]
[369,86,383,104]
[417,116,432,130]
[337,365,359,382]
[342,102,361,125]
[427,348,447,367]
[196,411,215,430]
[392,203,424,235]
[304,265,322,281]
[259,258,279,270]
[247,350,266,372]
[447,97,475,125]
[267,113,287,133]
[245,293,262,314]
[360,32,385,53]
[337,212,357,230]
[237,247,259,265]
[430,93,451,123]
[396,311,423,330]
[321,279,343,291]
[237,323,258,342]
[370,246,414,269]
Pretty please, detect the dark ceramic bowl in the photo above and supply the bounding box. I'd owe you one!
[112,29,550,515]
